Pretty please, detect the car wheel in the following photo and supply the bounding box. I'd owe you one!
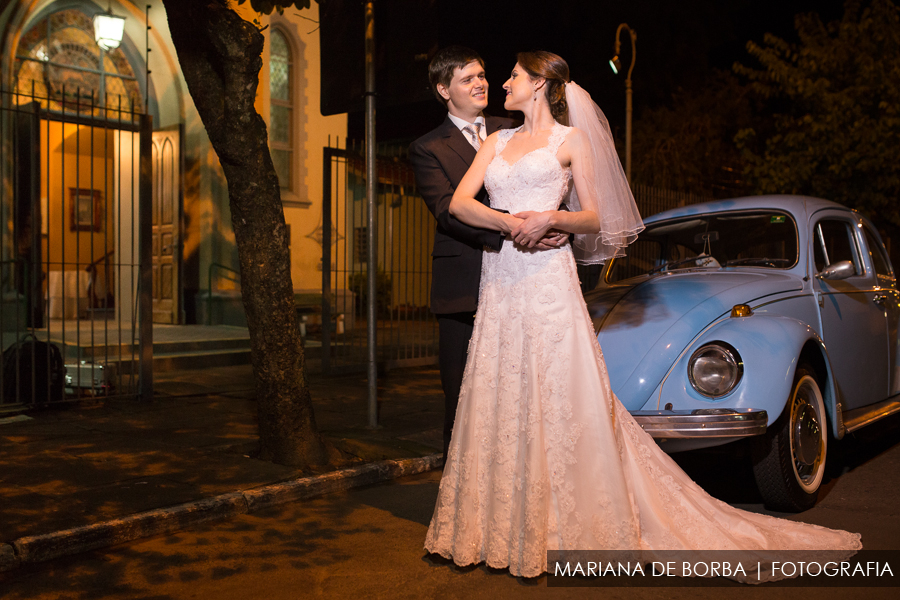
[751,365,827,512]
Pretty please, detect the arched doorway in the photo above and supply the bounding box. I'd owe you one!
[11,4,180,327]
[0,2,174,406]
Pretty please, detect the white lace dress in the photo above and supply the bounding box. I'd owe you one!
[424,123,862,579]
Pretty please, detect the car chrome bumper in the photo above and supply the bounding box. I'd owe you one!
[631,408,768,439]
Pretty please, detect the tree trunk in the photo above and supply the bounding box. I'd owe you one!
[162,0,327,467]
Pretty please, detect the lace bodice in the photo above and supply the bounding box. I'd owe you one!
[484,123,573,214]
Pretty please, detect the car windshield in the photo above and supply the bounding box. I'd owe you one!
[606,211,798,283]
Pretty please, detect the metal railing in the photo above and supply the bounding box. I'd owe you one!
[1,84,152,412]
[321,139,437,375]
[206,262,241,326]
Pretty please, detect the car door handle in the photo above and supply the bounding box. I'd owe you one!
[873,293,887,305]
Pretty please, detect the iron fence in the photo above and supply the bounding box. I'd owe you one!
[0,85,152,412]
[320,140,437,374]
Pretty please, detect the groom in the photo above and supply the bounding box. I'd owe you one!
[409,46,512,461]
[410,47,557,461]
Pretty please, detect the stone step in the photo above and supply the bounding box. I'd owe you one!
[99,347,252,373]
[102,340,322,373]
[53,337,252,361]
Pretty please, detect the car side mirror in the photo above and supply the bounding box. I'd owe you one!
[816,260,855,281]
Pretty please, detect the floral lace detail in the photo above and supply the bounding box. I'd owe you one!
[485,123,573,216]
[424,121,861,580]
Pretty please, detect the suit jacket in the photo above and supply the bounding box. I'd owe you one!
[409,115,516,314]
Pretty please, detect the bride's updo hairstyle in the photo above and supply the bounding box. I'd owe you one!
[517,51,571,121]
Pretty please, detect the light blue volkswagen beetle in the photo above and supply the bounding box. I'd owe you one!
[584,195,900,512]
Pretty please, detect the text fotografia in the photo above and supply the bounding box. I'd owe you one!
[546,551,899,587]
[555,560,890,579]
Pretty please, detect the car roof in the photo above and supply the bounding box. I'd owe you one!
[643,195,852,224]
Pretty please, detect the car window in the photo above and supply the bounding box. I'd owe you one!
[813,219,860,275]
[606,238,665,282]
[606,211,798,283]
[862,224,893,280]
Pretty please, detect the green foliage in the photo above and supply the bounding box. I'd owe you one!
[237,0,316,16]
[734,0,900,232]
[631,70,754,198]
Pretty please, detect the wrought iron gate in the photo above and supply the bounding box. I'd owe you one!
[0,86,152,412]
[320,141,437,374]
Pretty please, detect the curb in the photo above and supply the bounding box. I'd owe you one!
[1,453,442,572]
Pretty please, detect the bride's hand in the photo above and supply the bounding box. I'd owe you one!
[534,231,568,250]
[511,211,553,248]
[514,213,567,248]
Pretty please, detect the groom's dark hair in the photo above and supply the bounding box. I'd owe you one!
[428,46,485,106]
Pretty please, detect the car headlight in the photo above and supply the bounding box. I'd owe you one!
[688,342,743,398]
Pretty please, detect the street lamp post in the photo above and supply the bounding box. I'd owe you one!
[609,23,636,183]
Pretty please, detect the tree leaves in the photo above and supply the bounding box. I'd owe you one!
[236,0,315,15]
[631,70,754,198]
[734,0,900,233]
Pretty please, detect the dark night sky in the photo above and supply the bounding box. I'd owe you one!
[343,0,851,142]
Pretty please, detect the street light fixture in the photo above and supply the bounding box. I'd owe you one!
[609,55,622,75]
[93,3,126,51]
[610,23,636,182]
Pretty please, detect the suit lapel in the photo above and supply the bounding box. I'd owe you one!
[441,117,477,166]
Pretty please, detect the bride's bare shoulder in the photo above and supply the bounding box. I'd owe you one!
[563,126,588,147]
[482,131,503,149]
[558,127,587,163]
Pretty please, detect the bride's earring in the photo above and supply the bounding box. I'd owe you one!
[533,88,538,102]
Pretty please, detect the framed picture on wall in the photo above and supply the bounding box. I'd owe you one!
[69,188,102,232]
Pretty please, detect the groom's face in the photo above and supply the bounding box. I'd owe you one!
[438,60,489,119]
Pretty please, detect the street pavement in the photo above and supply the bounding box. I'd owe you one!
[2,433,899,600]
[0,364,445,568]
[1,363,899,598]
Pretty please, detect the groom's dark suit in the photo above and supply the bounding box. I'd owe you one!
[410,114,515,460]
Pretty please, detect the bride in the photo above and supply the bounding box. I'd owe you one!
[424,50,861,580]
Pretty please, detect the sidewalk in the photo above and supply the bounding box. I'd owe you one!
[0,363,445,569]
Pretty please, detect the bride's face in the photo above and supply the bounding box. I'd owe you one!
[503,63,535,111]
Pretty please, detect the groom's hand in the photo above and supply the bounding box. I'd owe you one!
[511,211,554,248]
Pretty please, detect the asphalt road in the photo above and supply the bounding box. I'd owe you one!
[2,413,899,600]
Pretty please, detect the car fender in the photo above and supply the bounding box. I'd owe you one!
[645,313,841,436]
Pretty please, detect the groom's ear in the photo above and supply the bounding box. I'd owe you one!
[436,83,451,102]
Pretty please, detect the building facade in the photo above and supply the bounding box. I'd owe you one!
[0,0,347,328]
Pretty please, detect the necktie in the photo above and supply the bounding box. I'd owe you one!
[464,122,482,150]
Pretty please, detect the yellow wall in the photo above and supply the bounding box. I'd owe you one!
[5,0,348,324]
[40,122,116,272]
[180,1,347,306]
[254,3,348,291]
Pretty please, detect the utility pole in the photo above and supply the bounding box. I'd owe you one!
[364,0,378,428]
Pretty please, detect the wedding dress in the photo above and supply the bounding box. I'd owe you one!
[424,123,862,580]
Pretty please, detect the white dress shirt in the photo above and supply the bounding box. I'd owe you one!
[447,113,486,145]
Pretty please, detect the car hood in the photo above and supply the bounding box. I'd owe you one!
[587,271,803,409]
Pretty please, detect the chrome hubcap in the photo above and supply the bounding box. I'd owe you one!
[790,378,824,488]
